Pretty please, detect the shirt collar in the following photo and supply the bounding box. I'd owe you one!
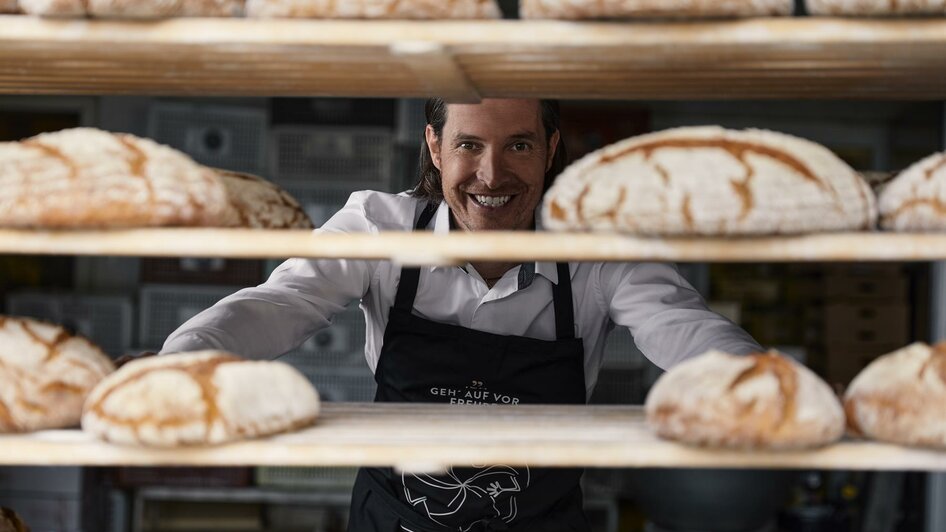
[428,200,561,287]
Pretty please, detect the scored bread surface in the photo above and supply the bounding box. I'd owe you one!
[0,315,114,432]
[520,0,793,18]
[845,342,946,448]
[878,151,946,231]
[542,126,876,236]
[82,351,320,446]
[645,350,845,449]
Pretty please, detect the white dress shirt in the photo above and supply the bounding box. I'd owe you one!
[162,190,761,398]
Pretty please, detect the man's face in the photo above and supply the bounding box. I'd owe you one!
[426,99,560,232]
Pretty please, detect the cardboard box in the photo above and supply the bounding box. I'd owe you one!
[824,304,910,348]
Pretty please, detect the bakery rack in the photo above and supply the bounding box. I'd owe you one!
[1,15,945,476]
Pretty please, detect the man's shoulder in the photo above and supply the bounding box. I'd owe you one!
[337,190,430,231]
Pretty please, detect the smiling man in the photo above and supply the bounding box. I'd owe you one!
[162,98,761,531]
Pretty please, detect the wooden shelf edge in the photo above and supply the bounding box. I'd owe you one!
[1,404,943,472]
[0,229,944,263]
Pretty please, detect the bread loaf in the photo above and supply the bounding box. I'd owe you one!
[0,1,18,13]
[542,126,877,235]
[878,151,946,231]
[216,169,314,229]
[0,128,235,228]
[82,351,320,446]
[0,507,28,532]
[646,350,845,449]
[807,0,946,15]
[0,316,114,433]
[844,342,946,448]
[246,0,500,19]
[521,0,793,19]
[20,0,244,17]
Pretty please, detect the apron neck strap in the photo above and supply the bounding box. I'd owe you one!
[394,203,576,340]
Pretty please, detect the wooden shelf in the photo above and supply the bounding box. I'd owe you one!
[2,404,944,472]
[1,228,945,263]
[2,16,946,99]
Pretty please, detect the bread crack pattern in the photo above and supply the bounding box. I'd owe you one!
[543,126,875,236]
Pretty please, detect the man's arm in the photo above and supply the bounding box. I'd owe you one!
[597,262,763,370]
[161,194,381,359]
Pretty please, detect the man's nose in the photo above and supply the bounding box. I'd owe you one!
[476,149,509,189]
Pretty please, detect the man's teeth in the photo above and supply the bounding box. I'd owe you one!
[474,195,511,207]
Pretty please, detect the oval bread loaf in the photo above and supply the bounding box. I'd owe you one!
[543,126,876,235]
[878,151,946,231]
[246,0,500,18]
[521,0,793,19]
[82,351,320,446]
[0,316,114,433]
[844,342,946,448]
[646,350,845,449]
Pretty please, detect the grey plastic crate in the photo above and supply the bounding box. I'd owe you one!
[255,466,359,492]
[6,292,133,357]
[138,284,238,350]
[269,125,393,184]
[601,326,646,369]
[148,102,268,174]
[276,305,368,369]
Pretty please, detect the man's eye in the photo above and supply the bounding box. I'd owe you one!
[512,142,531,151]
[458,142,477,150]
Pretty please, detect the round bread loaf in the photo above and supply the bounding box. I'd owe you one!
[807,0,946,16]
[246,0,500,18]
[0,128,233,228]
[20,0,243,16]
[645,350,845,449]
[215,169,314,229]
[521,0,793,19]
[0,316,114,433]
[844,342,946,448]
[878,151,946,231]
[82,351,320,446]
[0,1,19,13]
[543,126,876,235]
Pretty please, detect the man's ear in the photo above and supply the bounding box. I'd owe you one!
[546,129,561,172]
[425,124,442,171]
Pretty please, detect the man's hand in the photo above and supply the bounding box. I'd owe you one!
[114,351,157,369]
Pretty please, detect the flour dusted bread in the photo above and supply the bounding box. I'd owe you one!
[82,351,320,446]
[216,169,314,229]
[521,0,793,19]
[807,0,946,15]
[844,343,946,448]
[646,351,845,449]
[246,0,500,18]
[20,0,244,17]
[0,128,235,228]
[878,151,946,231]
[543,126,876,236]
[0,316,114,433]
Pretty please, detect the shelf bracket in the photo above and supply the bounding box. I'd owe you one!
[390,41,481,104]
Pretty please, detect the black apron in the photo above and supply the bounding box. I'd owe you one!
[348,204,590,532]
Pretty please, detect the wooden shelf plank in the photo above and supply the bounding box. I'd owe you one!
[1,17,946,98]
[1,404,944,472]
[0,229,945,263]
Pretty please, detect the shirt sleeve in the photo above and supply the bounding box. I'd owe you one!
[160,196,380,359]
[596,262,763,370]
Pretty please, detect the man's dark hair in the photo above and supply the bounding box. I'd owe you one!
[410,98,568,203]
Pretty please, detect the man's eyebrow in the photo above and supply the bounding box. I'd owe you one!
[451,131,540,141]
[508,131,539,141]
[452,133,484,142]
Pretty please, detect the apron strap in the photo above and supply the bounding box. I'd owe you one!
[393,202,438,312]
[393,203,577,341]
[552,262,575,340]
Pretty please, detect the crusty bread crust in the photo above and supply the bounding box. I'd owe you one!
[807,0,946,16]
[646,350,845,449]
[82,351,320,446]
[246,0,500,19]
[0,315,114,433]
[520,0,793,19]
[542,126,876,236]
